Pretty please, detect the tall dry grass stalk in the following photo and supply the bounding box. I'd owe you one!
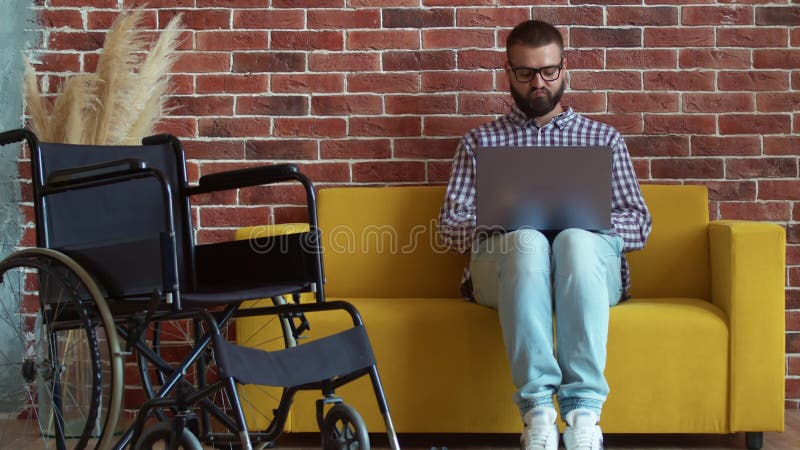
[24,9,183,145]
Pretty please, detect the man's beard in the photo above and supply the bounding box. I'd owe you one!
[511,82,565,119]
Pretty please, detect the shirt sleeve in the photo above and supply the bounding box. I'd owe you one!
[437,136,478,254]
[609,133,652,252]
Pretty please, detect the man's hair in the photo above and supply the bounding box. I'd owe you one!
[506,20,564,55]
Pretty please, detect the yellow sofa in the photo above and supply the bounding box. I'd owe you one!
[246,184,786,444]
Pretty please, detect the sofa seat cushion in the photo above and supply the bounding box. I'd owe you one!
[282,297,729,434]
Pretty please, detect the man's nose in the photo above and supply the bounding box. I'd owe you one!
[530,72,547,88]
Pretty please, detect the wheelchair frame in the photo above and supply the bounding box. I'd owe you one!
[0,128,400,450]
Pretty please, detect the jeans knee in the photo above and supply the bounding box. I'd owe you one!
[552,228,598,269]
[500,229,550,275]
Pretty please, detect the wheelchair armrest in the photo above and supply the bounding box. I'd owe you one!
[46,159,149,190]
[191,163,300,195]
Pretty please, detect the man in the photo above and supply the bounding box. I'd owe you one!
[437,20,652,450]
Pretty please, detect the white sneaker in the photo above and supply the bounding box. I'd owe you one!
[563,409,603,450]
[520,407,558,450]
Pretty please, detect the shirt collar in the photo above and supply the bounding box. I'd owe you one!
[509,105,577,130]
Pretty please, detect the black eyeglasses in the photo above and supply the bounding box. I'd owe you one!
[509,60,564,83]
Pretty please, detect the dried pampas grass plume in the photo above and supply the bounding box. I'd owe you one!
[23,9,183,145]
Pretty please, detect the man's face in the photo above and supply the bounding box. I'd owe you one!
[506,43,566,119]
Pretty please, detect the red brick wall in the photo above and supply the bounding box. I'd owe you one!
[29,1,800,407]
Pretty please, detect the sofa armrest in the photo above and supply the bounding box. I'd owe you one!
[708,220,785,432]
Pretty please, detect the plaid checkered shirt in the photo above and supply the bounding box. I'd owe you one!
[437,105,652,298]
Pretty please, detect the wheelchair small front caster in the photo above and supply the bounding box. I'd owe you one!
[745,431,763,450]
[321,403,370,450]
[134,421,203,450]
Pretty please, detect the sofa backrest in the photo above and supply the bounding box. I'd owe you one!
[318,184,710,300]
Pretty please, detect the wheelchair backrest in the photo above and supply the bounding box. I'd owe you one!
[35,141,192,301]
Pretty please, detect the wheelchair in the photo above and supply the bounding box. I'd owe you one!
[0,129,400,450]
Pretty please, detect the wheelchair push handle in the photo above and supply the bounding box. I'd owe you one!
[0,128,37,147]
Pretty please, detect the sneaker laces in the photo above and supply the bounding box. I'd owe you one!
[522,424,555,448]
[569,425,600,448]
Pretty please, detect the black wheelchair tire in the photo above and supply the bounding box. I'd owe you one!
[134,421,203,450]
[321,403,370,450]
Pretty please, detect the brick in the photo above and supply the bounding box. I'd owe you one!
[273,0,343,6]
[625,135,690,158]
[192,189,238,206]
[199,118,271,138]
[607,50,676,69]
[201,206,270,228]
[348,30,419,50]
[726,158,797,180]
[764,136,800,156]
[718,71,789,92]
[457,7,530,27]
[183,140,245,160]
[719,114,791,135]
[175,53,231,73]
[240,184,307,205]
[428,160,452,182]
[679,49,751,70]
[757,93,800,113]
[793,28,800,47]
[308,9,380,29]
[272,74,344,93]
[793,71,799,90]
[383,8,454,28]
[197,75,267,94]
[394,138,460,159]
[196,31,267,51]
[682,6,753,25]
[585,114,643,135]
[272,31,344,51]
[424,0,493,5]
[789,225,800,245]
[532,6,603,26]
[233,10,305,29]
[719,202,790,221]
[754,50,800,69]
[683,93,754,113]
[423,29,494,49]
[571,0,638,4]
[759,181,800,200]
[195,0,267,6]
[562,92,605,112]
[169,74,194,95]
[424,116,494,137]
[790,356,800,375]
[571,28,641,48]
[651,158,724,179]
[320,139,392,159]
[645,28,714,47]
[311,95,383,115]
[245,140,317,160]
[59,0,116,5]
[167,96,234,116]
[790,311,800,332]
[154,118,197,138]
[309,53,379,72]
[236,96,308,116]
[273,118,347,138]
[686,180,756,202]
[352,0,419,6]
[36,53,80,73]
[756,6,800,26]
[383,51,455,71]
[607,6,677,26]
[717,28,788,47]
[458,93,513,114]
[350,116,422,137]
[565,49,603,70]
[348,73,419,93]
[691,136,761,157]
[422,71,493,92]
[295,162,350,182]
[646,71,717,91]
[787,289,800,309]
[48,32,105,51]
[352,161,426,183]
[608,93,679,113]
[571,71,641,91]
[457,49,505,70]
[233,52,304,73]
[274,206,309,224]
[644,115,717,135]
[386,94,456,114]
[158,9,229,30]
[40,9,83,29]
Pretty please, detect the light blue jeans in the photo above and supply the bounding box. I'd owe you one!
[469,228,624,420]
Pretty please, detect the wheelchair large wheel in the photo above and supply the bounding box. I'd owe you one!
[321,403,370,450]
[133,421,203,450]
[134,295,298,449]
[0,248,122,450]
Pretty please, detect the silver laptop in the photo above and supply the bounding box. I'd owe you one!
[476,146,612,231]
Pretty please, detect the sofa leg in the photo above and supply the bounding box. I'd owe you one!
[745,432,763,449]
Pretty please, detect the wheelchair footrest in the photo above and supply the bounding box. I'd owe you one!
[213,325,375,388]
